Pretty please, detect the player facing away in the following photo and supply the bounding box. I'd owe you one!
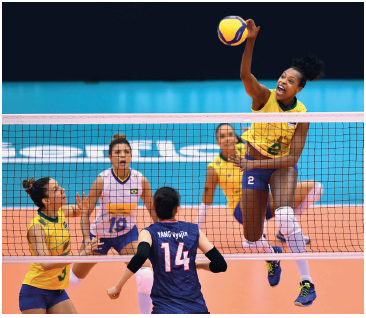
[107,187,227,314]
[228,19,325,306]
[69,134,157,314]
[19,177,102,314]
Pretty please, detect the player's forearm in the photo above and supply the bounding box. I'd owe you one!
[252,155,299,169]
[196,262,211,271]
[114,268,135,291]
[240,38,256,79]
[67,205,82,217]
[80,214,91,241]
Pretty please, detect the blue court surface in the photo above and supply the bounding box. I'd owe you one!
[2,80,364,207]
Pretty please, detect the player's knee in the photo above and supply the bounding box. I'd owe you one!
[275,206,302,238]
[135,267,153,294]
[67,268,83,290]
[243,232,262,242]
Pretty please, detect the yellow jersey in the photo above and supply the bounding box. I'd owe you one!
[208,143,245,212]
[22,208,71,290]
[241,89,307,158]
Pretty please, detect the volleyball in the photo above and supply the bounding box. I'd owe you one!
[217,16,248,46]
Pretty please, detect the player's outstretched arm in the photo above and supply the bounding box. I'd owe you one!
[196,230,227,273]
[196,167,218,229]
[141,176,158,223]
[107,230,152,300]
[240,19,270,110]
[28,225,102,270]
[79,176,103,245]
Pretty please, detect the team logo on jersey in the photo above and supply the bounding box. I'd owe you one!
[288,122,297,128]
[130,189,138,195]
[63,221,68,230]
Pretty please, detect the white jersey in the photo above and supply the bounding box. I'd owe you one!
[90,167,144,237]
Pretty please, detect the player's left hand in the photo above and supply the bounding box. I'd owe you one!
[75,192,90,214]
[228,154,254,171]
[107,286,121,300]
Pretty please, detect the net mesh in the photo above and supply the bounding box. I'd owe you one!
[2,113,364,262]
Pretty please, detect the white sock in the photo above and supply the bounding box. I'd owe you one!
[242,235,275,253]
[294,182,323,216]
[67,268,83,290]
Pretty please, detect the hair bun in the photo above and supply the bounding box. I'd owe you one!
[113,133,126,140]
[22,177,35,193]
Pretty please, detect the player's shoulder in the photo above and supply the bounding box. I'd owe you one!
[99,167,112,177]
[130,168,144,179]
[294,99,307,112]
[208,153,224,169]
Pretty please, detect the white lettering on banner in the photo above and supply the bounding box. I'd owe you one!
[2,140,220,163]
[2,143,16,158]
[85,145,108,158]
[19,146,83,158]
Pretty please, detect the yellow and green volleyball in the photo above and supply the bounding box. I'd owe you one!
[217,16,248,46]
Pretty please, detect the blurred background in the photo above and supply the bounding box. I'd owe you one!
[2,2,364,113]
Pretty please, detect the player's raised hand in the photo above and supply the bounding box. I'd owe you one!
[75,192,90,214]
[245,19,260,40]
[107,286,122,300]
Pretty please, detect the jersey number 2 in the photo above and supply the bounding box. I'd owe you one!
[161,242,190,272]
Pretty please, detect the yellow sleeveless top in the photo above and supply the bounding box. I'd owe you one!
[207,143,245,211]
[22,208,71,290]
[241,89,307,158]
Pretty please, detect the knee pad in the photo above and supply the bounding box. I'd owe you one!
[135,267,153,294]
[275,206,302,238]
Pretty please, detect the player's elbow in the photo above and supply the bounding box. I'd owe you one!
[209,258,227,273]
[205,247,227,273]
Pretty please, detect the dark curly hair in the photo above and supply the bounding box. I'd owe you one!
[292,54,325,88]
[22,177,51,209]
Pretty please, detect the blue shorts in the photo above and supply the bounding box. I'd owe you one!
[19,284,69,312]
[233,202,273,224]
[242,154,298,191]
[88,225,139,255]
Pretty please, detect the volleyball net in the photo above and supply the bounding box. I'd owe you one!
[2,112,364,262]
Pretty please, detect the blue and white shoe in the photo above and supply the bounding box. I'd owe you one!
[265,246,282,287]
[276,231,311,245]
[294,279,317,307]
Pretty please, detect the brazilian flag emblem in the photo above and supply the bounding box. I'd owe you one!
[130,189,138,195]
[63,221,68,230]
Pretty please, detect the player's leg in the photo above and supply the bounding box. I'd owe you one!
[270,168,316,306]
[118,226,153,314]
[270,180,322,244]
[241,169,283,287]
[47,300,77,314]
[68,234,110,290]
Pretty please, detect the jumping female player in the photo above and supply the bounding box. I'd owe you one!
[69,134,156,314]
[228,19,325,306]
[196,123,323,289]
[20,177,101,314]
[107,187,227,314]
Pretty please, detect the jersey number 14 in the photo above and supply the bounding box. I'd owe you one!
[161,242,190,272]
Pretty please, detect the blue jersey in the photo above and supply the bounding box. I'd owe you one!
[145,221,208,314]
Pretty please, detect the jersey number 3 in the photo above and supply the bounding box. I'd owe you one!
[161,242,190,272]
